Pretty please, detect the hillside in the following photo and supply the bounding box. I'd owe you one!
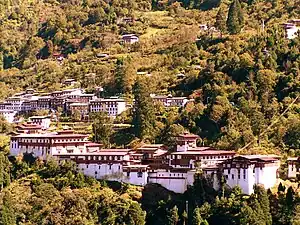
[0,1,300,224]
[0,1,299,155]
[0,0,299,153]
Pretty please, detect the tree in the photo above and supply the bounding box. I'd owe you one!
[0,191,16,225]
[167,206,179,225]
[72,109,81,121]
[226,0,244,34]
[90,112,113,147]
[277,182,286,193]
[192,207,204,225]
[292,204,300,225]
[115,58,126,94]
[33,109,49,116]
[182,210,188,225]
[254,185,272,225]
[0,116,13,134]
[0,153,10,190]
[132,78,156,141]
[215,6,227,35]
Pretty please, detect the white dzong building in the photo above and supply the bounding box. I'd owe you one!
[220,155,280,195]
[9,128,281,195]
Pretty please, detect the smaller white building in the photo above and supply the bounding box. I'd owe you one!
[151,94,190,108]
[122,34,139,44]
[0,110,17,123]
[287,157,299,179]
[28,116,51,130]
[64,79,78,86]
[220,155,280,195]
[282,20,300,39]
[6,97,25,112]
[89,97,127,117]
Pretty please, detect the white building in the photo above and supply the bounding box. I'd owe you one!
[9,130,281,195]
[151,94,190,107]
[6,97,25,112]
[89,97,127,117]
[0,110,17,123]
[64,79,78,86]
[220,155,280,195]
[28,115,51,130]
[10,130,95,160]
[122,34,139,44]
[287,157,299,179]
[282,20,300,39]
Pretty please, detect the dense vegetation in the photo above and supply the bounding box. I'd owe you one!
[0,151,299,225]
[0,0,299,155]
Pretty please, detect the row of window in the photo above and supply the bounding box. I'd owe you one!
[172,155,231,160]
[86,164,121,170]
[226,174,246,180]
[21,139,49,143]
[290,166,300,172]
[225,168,247,175]
[126,171,143,177]
[85,155,123,161]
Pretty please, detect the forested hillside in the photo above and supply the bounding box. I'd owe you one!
[0,153,300,225]
[0,0,300,156]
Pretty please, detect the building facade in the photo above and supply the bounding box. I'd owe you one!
[287,157,300,179]
[28,116,51,129]
[220,155,280,195]
[89,98,127,117]
[9,130,281,195]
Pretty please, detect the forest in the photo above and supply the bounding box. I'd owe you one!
[0,0,300,224]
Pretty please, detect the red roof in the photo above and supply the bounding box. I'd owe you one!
[177,132,199,139]
[86,142,103,147]
[171,150,236,155]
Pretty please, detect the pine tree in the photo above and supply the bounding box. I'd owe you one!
[91,112,113,147]
[277,182,286,193]
[115,58,126,94]
[215,6,227,35]
[192,207,203,225]
[182,210,188,225]
[285,186,296,223]
[0,191,16,225]
[167,206,179,225]
[226,0,244,34]
[0,153,10,190]
[292,204,300,225]
[0,52,3,71]
[132,78,156,141]
[254,185,272,225]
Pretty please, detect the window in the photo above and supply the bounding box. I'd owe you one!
[225,175,228,179]
[109,165,112,170]
[243,174,246,179]
[232,174,234,179]
[127,172,130,177]
[86,165,89,168]
[238,175,240,179]
[137,172,143,178]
